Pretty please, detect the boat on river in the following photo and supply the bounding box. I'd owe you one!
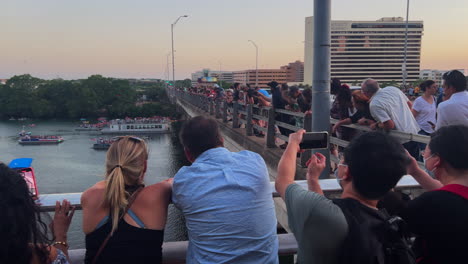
[101,117,171,135]
[18,135,64,145]
[75,126,102,131]
[9,158,39,199]
[75,120,106,131]
[92,137,116,150]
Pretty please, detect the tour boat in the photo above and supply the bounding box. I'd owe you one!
[92,137,116,150]
[101,117,171,135]
[75,126,102,131]
[9,158,39,199]
[18,135,64,145]
[75,120,105,131]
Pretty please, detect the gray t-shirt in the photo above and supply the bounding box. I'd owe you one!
[285,183,348,264]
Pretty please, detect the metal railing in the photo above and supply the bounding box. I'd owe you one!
[171,88,430,172]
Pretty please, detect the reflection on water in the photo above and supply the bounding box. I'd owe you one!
[0,120,188,248]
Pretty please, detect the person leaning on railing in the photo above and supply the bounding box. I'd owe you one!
[81,136,172,264]
[402,125,468,264]
[0,163,75,264]
[332,90,375,134]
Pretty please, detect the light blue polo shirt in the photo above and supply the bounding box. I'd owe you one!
[172,147,279,264]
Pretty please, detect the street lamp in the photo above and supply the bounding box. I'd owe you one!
[171,15,188,87]
[166,52,171,88]
[402,0,410,88]
[248,40,258,87]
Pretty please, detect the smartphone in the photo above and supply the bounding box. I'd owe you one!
[299,132,329,150]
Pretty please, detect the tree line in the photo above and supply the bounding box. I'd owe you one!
[0,74,182,120]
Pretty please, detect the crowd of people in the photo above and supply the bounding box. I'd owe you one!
[183,69,468,156]
[1,69,467,264]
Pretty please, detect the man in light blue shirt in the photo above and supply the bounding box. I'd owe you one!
[172,116,278,264]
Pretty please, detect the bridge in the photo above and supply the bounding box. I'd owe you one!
[39,88,427,263]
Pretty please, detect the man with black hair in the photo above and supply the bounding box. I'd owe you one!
[276,130,410,264]
[172,116,278,264]
[435,70,468,129]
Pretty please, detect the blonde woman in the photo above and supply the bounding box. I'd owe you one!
[82,136,172,264]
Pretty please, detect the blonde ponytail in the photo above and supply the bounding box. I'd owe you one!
[104,136,148,235]
[105,166,128,234]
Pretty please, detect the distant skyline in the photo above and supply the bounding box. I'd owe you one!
[2,0,467,80]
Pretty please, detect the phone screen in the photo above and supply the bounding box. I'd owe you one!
[299,132,329,150]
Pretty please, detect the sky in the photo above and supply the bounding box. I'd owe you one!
[1,0,467,80]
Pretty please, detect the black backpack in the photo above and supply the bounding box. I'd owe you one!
[333,198,416,264]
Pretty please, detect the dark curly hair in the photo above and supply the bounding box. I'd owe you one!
[0,163,51,264]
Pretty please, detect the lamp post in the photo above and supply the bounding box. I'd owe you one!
[248,40,258,87]
[166,52,171,88]
[171,15,188,87]
[402,0,410,88]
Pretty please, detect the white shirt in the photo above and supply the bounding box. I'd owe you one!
[369,86,420,134]
[436,91,468,130]
[413,96,437,133]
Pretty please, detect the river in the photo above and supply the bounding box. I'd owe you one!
[0,120,188,249]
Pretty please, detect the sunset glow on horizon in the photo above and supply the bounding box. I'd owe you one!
[2,0,467,80]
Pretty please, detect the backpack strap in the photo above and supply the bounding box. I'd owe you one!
[437,184,468,200]
[91,185,144,264]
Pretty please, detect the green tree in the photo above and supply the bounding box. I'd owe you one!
[218,81,233,89]
[0,74,43,118]
[174,78,192,89]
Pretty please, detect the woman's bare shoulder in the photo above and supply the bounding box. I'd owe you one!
[81,181,106,205]
[140,179,173,203]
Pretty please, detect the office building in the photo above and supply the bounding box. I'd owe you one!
[233,61,304,88]
[420,69,466,86]
[304,17,424,85]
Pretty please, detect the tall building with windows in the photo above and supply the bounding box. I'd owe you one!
[420,69,465,86]
[232,61,304,88]
[304,17,424,85]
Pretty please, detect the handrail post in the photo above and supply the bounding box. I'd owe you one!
[202,97,207,112]
[301,113,313,167]
[266,107,277,148]
[209,99,214,115]
[222,101,228,123]
[232,102,239,128]
[215,100,221,119]
[246,104,253,136]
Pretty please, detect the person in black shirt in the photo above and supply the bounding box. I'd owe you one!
[332,90,375,134]
[233,82,241,102]
[403,125,468,264]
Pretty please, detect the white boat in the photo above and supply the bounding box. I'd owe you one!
[101,119,171,134]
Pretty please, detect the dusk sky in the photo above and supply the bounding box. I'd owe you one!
[2,0,467,80]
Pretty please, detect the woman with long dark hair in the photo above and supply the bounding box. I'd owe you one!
[82,136,172,264]
[0,163,74,264]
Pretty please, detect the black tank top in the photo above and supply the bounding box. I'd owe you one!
[85,218,164,264]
